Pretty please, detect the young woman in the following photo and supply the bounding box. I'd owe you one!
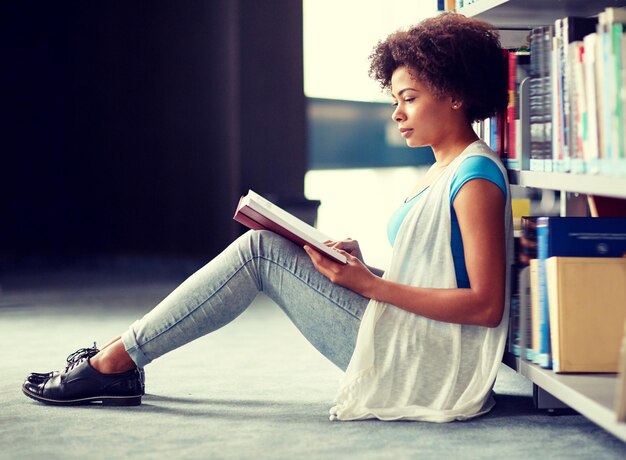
[23,12,512,422]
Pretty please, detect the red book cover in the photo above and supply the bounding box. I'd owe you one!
[498,48,510,159]
[507,51,518,162]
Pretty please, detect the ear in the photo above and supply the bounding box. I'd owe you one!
[451,99,463,110]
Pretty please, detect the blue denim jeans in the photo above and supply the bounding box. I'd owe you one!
[121,230,370,371]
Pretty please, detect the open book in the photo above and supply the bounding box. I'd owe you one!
[233,190,347,264]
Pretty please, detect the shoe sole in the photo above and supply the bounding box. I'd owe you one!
[22,387,142,406]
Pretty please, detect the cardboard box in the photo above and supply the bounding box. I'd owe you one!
[546,257,626,373]
[615,318,626,422]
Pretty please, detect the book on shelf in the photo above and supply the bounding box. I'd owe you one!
[509,215,537,357]
[468,7,626,176]
[569,40,586,173]
[536,217,626,368]
[582,32,601,173]
[529,258,542,363]
[552,16,598,173]
[506,50,531,170]
[518,215,539,266]
[513,265,532,359]
[529,25,553,172]
[597,8,626,175]
[546,256,626,373]
[508,215,541,359]
[473,7,626,176]
[233,190,347,264]
[497,47,509,161]
[588,195,626,217]
[438,0,456,12]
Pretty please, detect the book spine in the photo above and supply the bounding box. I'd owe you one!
[552,19,564,173]
[536,217,552,368]
[516,53,530,169]
[570,41,585,173]
[560,19,572,172]
[499,48,510,161]
[542,26,554,170]
[529,258,541,362]
[561,17,600,172]
[507,52,518,167]
[612,23,625,172]
[583,33,601,172]
[599,14,613,170]
[622,31,626,173]
[598,8,626,174]
[529,28,543,171]
[513,265,531,358]
[509,263,520,355]
[546,257,562,372]
[521,266,532,359]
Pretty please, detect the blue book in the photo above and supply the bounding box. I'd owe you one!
[536,217,626,368]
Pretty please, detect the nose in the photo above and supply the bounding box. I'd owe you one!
[392,104,405,123]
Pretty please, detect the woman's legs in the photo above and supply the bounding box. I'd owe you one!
[23,230,370,405]
[109,230,369,373]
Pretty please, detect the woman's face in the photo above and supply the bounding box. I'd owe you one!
[390,66,454,148]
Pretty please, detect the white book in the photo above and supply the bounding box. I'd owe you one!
[583,33,600,167]
[233,190,347,264]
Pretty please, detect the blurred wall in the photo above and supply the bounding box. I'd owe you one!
[1,0,306,259]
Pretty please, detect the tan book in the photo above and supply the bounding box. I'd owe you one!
[546,257,626,373]
[615,318,626,422]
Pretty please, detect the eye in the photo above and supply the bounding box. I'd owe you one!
[403,97,415,103]
[391,101,398,108]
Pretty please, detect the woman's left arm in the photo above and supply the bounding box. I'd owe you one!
[304,179,506,328]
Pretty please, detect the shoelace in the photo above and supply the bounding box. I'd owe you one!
[64,342,100,372]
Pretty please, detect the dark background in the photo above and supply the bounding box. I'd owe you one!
[1,0,307,261]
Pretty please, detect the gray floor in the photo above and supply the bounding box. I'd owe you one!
[2,261,626,459]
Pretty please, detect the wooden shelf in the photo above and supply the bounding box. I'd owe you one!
[458,0,626,28]
[504,354,626,442]
[508,170,626,199]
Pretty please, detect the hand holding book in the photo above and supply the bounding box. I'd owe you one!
[303,243,378,298]
[323,238,365,263]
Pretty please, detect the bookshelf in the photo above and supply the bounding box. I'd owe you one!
[503,354,626,442]
[456,0,626,443]
[508,171,626,199]
[458,0,626,28]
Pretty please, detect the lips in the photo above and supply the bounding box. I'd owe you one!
[399,128,414,139]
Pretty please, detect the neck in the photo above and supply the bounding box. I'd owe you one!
[431,124,479,167]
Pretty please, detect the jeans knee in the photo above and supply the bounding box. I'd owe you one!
[238,229,274,257]
[237,229,295,260]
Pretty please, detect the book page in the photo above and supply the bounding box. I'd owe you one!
[247,191,333,243]
[241,190,347,264]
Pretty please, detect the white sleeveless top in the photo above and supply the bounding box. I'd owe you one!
[330,140,514,422]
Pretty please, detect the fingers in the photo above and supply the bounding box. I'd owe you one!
[304,245,346,280]
[304,245,320,262]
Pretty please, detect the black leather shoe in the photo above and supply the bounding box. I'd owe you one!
[22,359,142,406]
[27,343,100,384]
[26,344,146,396]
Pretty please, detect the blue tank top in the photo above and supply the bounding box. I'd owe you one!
[386,156,507,288]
